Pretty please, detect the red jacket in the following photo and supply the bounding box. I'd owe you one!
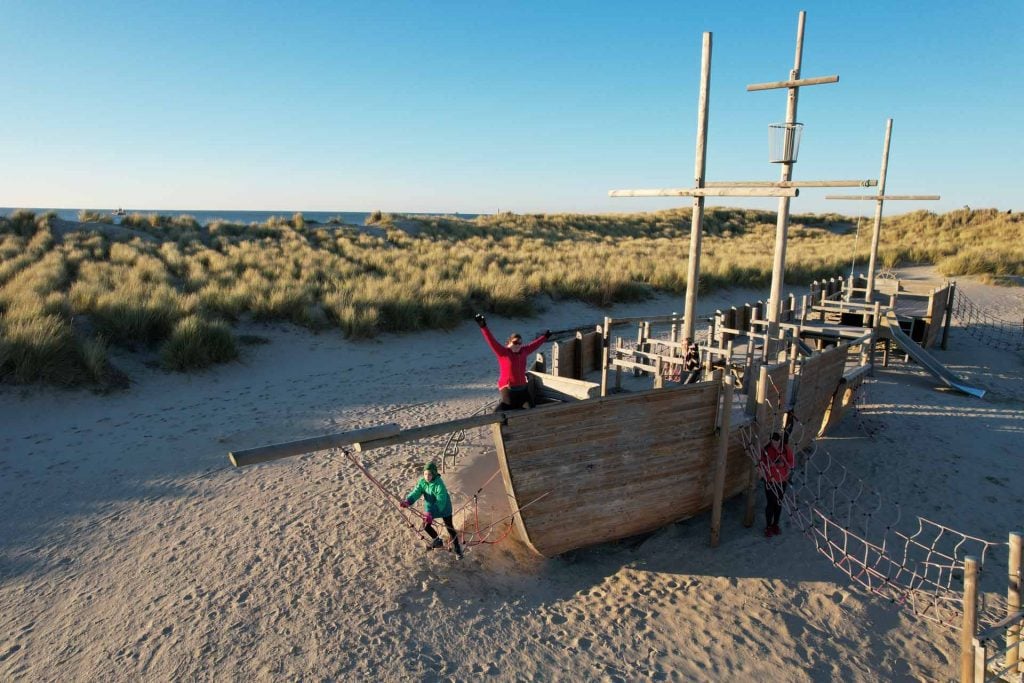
[760,442,795,483]
[481,327,547,388]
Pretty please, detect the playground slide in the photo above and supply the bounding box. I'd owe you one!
[883,313,986,398]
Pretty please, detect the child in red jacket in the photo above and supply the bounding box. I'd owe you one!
[759,432,795,537]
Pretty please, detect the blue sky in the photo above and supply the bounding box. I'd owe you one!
[1,1,1020,216]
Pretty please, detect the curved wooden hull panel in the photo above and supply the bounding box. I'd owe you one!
[494,382,750,557]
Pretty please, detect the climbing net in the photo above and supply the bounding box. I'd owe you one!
[342,444,523,558]
[741,376,1008,629]
[951,288,1024,352]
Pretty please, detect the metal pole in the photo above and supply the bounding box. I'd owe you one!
[766,11,806,354]
[684,32,712,342]
[865,118,893,302]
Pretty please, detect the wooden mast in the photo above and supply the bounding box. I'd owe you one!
[610,15,863,347]
[825,118,940,302]
[683,32,712,345]
[747,10,840,356]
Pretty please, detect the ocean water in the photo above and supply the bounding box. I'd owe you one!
[1,207,478,227]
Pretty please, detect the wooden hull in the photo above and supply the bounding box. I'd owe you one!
[492,381,752,557]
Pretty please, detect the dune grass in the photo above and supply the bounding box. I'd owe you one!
[0,206,1019,388]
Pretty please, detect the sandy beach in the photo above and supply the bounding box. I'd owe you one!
[2,271,1022,682]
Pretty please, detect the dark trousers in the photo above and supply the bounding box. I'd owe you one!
[494,385,532,412]
[764,480,787,528]
[424,515,461,553]
[684,370,700,384]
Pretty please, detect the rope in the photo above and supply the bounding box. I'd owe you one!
[951,288,1024,352]
[742,373,1008,629]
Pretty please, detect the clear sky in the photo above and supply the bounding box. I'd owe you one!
[1,1,1021,216]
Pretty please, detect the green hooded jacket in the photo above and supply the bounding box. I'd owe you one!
[405,476,453,518]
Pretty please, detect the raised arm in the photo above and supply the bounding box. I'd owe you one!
[479,325,506,356]
[522,330,551,355]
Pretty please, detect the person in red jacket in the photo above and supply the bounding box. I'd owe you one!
[759,431,795,537]
[474,313,550,412]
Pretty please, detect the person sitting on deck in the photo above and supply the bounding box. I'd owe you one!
[474,314,550,412]
[759,432,795,538]
[683,338,701,384]
[400,462,462,559]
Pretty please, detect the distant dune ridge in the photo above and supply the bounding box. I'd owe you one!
[1,206,1019,389]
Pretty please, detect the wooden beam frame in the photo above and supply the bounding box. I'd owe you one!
[609,187,798,198]
[825,194,940,201]
[746,74,839,91]
[706,179,876,188]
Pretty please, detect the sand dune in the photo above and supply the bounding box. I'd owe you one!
[1,273,1022,681]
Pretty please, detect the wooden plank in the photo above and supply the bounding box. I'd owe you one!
[824,194,941,201]
[354,413,505,452]
[495,382,729,556]
[746,74,839,91]
[705,179,876,188]
[528,371,600,401]
[608,187,799,198]
[580,331,601,374]
[492,422,541,554]
[229,423,402,466]
[552,338,578,378]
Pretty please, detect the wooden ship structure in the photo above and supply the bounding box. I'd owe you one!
[227,12,978,558]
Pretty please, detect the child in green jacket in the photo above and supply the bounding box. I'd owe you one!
[400,462,463,559]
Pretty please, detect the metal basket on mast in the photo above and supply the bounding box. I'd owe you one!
[768,122,804,163]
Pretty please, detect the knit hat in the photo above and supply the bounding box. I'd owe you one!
[423,462,439,474]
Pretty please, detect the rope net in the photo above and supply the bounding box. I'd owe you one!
[741,374,1008,629]
[951,288,1024,352]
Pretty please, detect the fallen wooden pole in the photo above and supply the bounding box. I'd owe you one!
[354,413,506,452]
[228,424,402,467]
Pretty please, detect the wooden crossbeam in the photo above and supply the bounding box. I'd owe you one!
[825,194,940,201]
[229,423,402,467]
[609,187,798,198]
[707,179,876,188]
[747,74,839,91]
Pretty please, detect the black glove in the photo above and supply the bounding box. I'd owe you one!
[543,329,551,339]
[474,313,486,328]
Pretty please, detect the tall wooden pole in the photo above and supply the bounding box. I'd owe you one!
[1008,531,1023,674]
[766,11,806,354]
[961,555,979,683]
[710,372,734,547]
[864,118,893,302]
[683,32,712,343]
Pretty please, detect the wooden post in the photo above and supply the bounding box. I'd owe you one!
[683,33,713,343]
[942,282,956,350]
[961,555,979,683]
[1008,531,1023,674]
[653,357,664,389]
[869,302,881,373]
[865,119,893,303]
[614,337,623,392]
[882,337,890,368]
[744,364,769,527]
[600,317,612,397]
[710,373,735,547]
